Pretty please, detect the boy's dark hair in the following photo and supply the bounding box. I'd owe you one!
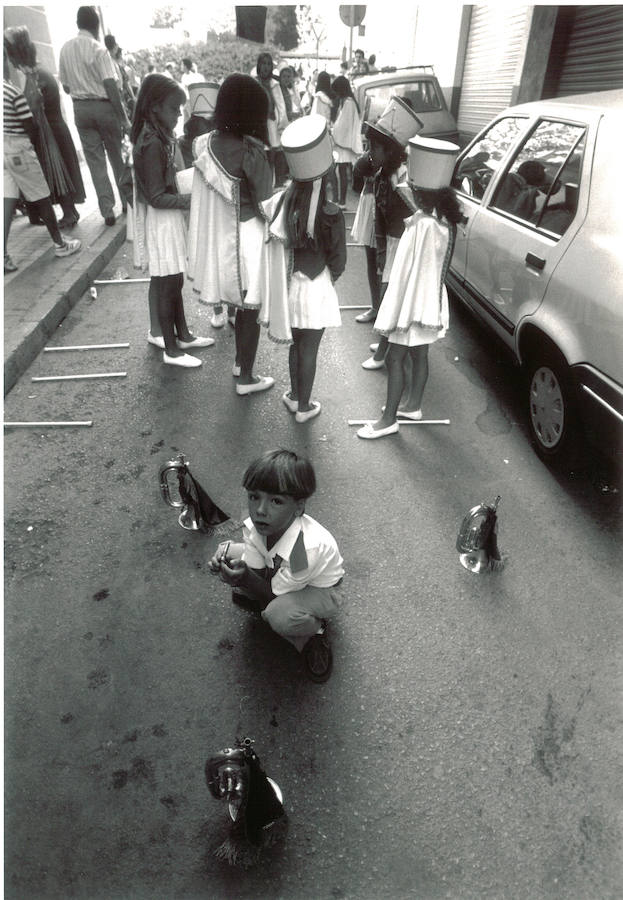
[130,73,186,144]
[413,186,464,225]
[182,57,192,70]
[103,34,116,52]
[77,6,99,33]
[243,450,316,500]
[214,73,269,145]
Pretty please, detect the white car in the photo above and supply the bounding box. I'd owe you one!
[448,90,623,463]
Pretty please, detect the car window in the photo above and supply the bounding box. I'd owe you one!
[362,80,442,125]
[491,119,586,236]
[452,117,524,200]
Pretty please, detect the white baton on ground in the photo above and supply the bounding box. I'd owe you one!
[31,372,127,382]
[4,421,94,428]
[348,418,451,425]
[44,343,130,352]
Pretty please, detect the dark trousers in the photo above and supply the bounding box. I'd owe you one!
[73,99,124,218]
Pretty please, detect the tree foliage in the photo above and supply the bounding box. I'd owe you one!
[151,6,184,29]
[131,32,281,82]
[266,6,300,51]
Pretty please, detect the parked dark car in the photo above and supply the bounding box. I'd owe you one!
[448,90,623,464]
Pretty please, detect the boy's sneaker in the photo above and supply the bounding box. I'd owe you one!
[303,624,333,683]
[210,309,228,329]
[54,238,81,258]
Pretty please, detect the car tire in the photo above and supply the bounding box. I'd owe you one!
[526,348,582,464]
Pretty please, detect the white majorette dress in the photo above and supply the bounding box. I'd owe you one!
[375,135,460,346]
[332,96,363,165]
[187,131,271,311]
[374,208,456,346]
[261,114,344,335]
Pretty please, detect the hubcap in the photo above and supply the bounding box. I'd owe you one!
[530,366,564,449]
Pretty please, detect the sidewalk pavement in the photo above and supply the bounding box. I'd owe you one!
[3,162,127,396]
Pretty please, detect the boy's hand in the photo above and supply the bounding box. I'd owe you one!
[218,559,248,587]
[209,541,239,574]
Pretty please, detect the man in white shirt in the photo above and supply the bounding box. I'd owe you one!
[59,6,130,225]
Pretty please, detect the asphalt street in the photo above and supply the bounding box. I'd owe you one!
[4,229,622,900]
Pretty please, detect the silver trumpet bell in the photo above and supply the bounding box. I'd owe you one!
[456,495,503,573]
[159,453,200,531]
[159,452,240,534]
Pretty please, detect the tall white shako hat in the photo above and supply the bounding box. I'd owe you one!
[365,96,424,148]
[281,114,334,182]
[407,135,460,189]
[188,82,219,119]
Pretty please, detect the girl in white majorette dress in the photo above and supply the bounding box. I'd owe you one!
[132,74,213,368]
[187,74,279,396]
[261,114,347,423]
[353,97,422,365]
[330,75,363,209]
[358,136,463,439]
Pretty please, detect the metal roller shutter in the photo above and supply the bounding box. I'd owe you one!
[554,6,623,96]
[457,5,530,138]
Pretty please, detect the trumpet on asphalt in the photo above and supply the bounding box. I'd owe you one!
[457,494,504,573]
[205,737,287,866]
[159,453,240,535]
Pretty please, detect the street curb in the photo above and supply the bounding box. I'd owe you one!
[4,221,127,396]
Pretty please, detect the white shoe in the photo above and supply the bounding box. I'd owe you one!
[210,310,228,328]
[282,392,298,413]
[236,376,274,395]
[295,401,321,423]
[148,332,165,349]
[54,237,81,258]
[369,342,379,353]
[163,352,202,368]
[362,356,384,370]
[355,309,376,323]
[177,335,215,349]
[228,314,237,327]
[381,406,422,421]
[232,363,241,377]
[357,421,399,439]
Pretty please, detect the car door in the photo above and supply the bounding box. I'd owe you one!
[450,115,527,296]
[452,112,599,349]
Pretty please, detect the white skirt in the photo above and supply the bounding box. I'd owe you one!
[289,268,342,330]
[144,206,187,277]
[239,216,266,308]
[334,146,358,165]
[381,235,401,283]
[351,191,375,246]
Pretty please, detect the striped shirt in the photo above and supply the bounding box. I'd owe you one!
[58,29,118,100]
[3,80,33,134]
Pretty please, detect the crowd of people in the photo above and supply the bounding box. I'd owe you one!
[4,9,462,678]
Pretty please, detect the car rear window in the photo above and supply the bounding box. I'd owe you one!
[491,119,586,237]
[362,80,442,125]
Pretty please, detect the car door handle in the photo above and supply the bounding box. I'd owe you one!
[525,252,545,271]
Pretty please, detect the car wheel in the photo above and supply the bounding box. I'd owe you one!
[526,350,580,463]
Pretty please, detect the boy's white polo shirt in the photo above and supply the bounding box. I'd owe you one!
[242,513,344,595]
